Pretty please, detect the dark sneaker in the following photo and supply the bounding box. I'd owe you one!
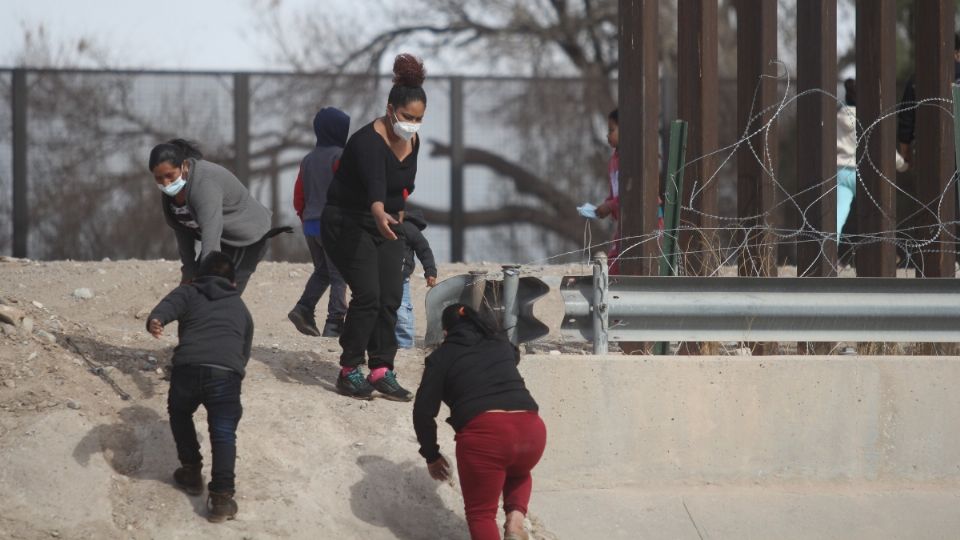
[288,307,321,337]
[321,319,344,338]
[369,370,413,402]
[173,463,203,496]
[336,368,375,400]
[207,491,238,523]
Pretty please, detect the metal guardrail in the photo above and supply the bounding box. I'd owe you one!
[424,266,550,346]
[563,255,960,353]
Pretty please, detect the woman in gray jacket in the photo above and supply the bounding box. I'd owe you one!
[149,139,287,294]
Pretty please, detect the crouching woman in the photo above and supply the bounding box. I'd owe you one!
[413,304,547,540]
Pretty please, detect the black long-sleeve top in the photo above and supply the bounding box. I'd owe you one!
[412,324,538,463]
[326,121,418,214]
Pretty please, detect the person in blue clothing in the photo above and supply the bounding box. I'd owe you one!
[288,108,351,338]
[395,210,437,348]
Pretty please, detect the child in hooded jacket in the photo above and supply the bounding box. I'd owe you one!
[147,252,253,523]
[395,209,437,348]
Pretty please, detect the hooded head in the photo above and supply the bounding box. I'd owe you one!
[404,209,428,231]
[314,107,350,148]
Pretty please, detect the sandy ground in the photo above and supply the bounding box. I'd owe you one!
[0,257,580,540]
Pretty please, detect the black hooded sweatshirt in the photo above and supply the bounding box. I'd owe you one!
[147,276,254,376]
[401,210,437,279]
[412,323,538,463]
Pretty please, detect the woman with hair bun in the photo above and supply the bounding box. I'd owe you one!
[322,53,427,401]
[148,138,286,294]
[413,303,546,540]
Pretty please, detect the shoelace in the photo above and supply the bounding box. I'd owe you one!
[380,370,400,389]
[346,369,367,386]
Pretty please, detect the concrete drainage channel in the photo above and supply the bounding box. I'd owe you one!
[521,354,960,539]
[426,266,960,538]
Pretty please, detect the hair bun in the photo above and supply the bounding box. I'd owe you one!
[392,53,426,88]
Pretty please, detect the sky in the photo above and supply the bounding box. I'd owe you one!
[0,0,324,70]
[0,0,858,74]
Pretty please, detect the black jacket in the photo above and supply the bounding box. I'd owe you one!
[897,61,960,145]
[147,276,254,376]
[412,324,537,462]
[402,211,437,279]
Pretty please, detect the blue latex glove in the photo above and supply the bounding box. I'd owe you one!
[577,203,598,219]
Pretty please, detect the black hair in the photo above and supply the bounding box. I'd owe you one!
[198,251,236,282]
[843,78,856,107]
[609,108,618,123]
[388,53,427,109]
[441,303,500,335]
[148,138,203,171]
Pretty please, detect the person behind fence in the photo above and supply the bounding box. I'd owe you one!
[146,252,253,523]
[837,78,908,241]
[577,108,662,274]
[321,53,426,401]
[288,107,351,338]
[413,303,546,540]
[896,33,960,165]
[395,209,438,348]
[149,138,291,294]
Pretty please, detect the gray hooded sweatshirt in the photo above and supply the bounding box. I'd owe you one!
[161,158,272,281]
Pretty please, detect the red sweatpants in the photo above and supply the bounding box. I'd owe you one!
[455,411,547,540]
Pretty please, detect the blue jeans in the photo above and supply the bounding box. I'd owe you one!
[167,365,243,493]
[395,277,415,348]
[837,166,857,241]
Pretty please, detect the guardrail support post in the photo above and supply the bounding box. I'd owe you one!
[501,265,520,345]
[593,253,609,354]
[465,270,486,312]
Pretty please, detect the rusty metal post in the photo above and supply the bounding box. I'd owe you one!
[735,0,779,278]
[914,0,956,277]
[233,73,250,187]
[618,0,660,277]
[677,0,719,275]
[12,69,28,258]
[855,0,897,276]
[796,0,838,277]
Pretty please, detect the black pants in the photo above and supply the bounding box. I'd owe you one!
[321,206,405,369]
[220,236,269,295]
[167,365,243,493]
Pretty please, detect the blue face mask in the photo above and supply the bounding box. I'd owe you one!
[158,176,186,197]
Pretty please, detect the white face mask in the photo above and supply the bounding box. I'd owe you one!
[158,176,186,197]
[392,111,420,141]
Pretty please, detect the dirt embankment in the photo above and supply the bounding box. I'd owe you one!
[0,258,572,539]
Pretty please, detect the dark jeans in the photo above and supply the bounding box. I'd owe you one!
[321,206,405,369]
[220,236,269,295]
[296,234,348,322]
[167,365,243,493]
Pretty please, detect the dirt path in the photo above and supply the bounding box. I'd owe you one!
[0,258,574,539]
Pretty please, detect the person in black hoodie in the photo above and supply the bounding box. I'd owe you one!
[413,304,546,540]
[147,252,253,523]
[395,209,437,348]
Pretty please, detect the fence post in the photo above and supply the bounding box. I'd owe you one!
[12,68,27,259]
[593,253,609,355]
[450,77,465,262]
[501,265,520,345]
[233,73,251,187]
[659,120,688,277]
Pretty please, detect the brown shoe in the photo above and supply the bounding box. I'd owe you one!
[207,491,238,523]
[172,463,203,496]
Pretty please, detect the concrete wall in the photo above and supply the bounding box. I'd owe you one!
[520,355,960,489]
